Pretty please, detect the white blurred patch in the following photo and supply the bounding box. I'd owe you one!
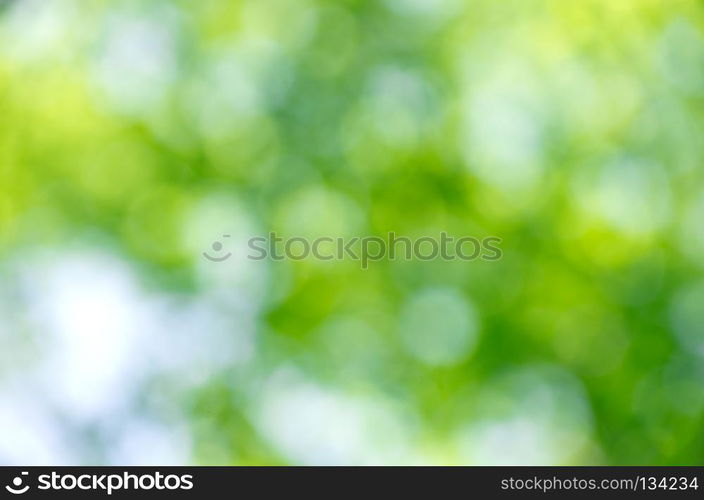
[92,10,179,114]
[148,297,255,388]
[25,253,145,421]
[574,157,671,236]
[461,416,559,465]
[550,62,642,139]
[186,49,265,138]
[0,387,75,464]
[108,418,191,465]
[458,367,594,465]
[462,62,547,194]
[399,287,479,366]
[255,369,416,464]
[0,245,260,464]
[1,0,77,62]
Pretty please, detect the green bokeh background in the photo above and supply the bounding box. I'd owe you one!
[0,0,703,465]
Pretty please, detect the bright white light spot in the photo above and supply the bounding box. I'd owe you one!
[27,253,144,420]
[256,370,415,464]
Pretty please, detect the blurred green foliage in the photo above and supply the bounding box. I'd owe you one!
[0,0,703,465]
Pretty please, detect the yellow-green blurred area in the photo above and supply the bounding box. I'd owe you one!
[0,0,703,465]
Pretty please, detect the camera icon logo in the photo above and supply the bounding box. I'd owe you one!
[5,471,29,494]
